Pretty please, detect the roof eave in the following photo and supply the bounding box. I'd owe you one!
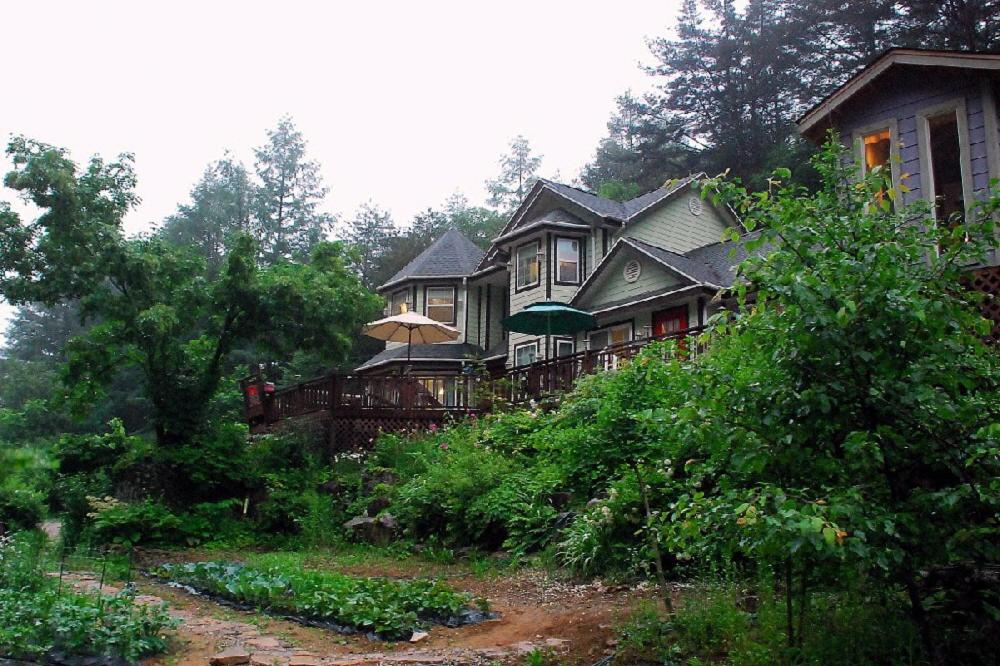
[797,49,1000,137]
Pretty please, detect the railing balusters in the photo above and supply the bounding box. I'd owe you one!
[245,325,707,425]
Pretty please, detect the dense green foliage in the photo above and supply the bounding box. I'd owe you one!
[0,533,175,661]
[335,143,1000,664]
[151,560,480,640]
[616,588,922,666]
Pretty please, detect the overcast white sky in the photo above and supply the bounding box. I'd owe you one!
[0,0,682,332]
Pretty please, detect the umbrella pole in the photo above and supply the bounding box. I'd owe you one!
[403,326,412,377]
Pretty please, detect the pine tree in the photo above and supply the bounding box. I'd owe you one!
[253,116,334,264]
[485,135,542,212]
[160,155,253,274]
[341,201,398,289]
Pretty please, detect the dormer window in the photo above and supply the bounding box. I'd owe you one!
[516,241,541,291]
[425,286,456,324]
[555,237,581,284]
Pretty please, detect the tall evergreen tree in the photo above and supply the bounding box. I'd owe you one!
[580,91,700,193]
[160,155,253,274]
[253,116,334,264]
[341,202,398,289]
[485,135,542,212]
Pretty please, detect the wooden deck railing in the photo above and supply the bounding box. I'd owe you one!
[241,325,706,428]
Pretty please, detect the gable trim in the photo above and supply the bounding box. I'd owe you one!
[589,284,707,316]
[798,49,1000,137]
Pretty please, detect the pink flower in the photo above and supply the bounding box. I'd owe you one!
[439,443,449,450]
[429,423,439,432]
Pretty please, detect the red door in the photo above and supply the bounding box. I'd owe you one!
[652,306,688,337]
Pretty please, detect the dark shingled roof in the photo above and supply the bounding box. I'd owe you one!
[621,175,701,218]
[381,229,485,290]
[626,237,727,287]
[685,230,765,288]
[355,342,484,372]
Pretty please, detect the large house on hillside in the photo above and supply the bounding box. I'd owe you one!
[247,48,1000,439]
[356,176,745,377]
[357,48,1000,380]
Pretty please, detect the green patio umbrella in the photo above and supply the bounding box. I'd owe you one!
[502,301,597,359]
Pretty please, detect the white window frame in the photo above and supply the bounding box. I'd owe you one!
[588,322,632,350]
[515,240,541,291]
[390,289,409,315]
[513,340,539,367]
[554,337,575,357]
[852,118,902,193]
[424,285,456,324]
[554,236,581,285]
[915,98,975,226]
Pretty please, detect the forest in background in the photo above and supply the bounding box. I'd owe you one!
[1,0,998,454]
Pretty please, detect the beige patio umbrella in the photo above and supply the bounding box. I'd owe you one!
[361,306,461,372]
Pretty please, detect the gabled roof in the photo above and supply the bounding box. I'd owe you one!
[482,175,707,268]
[626,238,726,288]
[570,234,758,309]
[354,342,484,372]
[380,229,485,291]
[797,48,1000,139]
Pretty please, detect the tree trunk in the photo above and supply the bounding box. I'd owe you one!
[631,462,673,612]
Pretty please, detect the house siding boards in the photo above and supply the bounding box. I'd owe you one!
[618,190,729,254]
[576,249,684,312]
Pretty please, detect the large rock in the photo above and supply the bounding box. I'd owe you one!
[343,512,397,545]
[210,646,251,666]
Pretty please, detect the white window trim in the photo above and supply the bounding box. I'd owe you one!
[588,322,633,350]
[424,285,456,324]
[515,240,541,291]
[915,97,975,225]
[554,337,575,357]
[555,236,582,285]
[852,118,902,195]
[513,340,539,367]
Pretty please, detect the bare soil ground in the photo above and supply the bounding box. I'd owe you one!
[68,550,663,666]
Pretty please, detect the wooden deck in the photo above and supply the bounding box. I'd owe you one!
[241,326,706,445]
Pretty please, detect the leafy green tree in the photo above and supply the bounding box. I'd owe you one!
[662,143,1000,663]
[0,137,380,451]
[486,135,542,212]
[253,116,334,264]
[160,155,253,274]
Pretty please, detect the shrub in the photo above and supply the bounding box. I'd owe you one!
[0,533,174,661]
[0,486,44,534]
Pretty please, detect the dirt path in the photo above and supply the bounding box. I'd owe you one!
[65,562,655,666]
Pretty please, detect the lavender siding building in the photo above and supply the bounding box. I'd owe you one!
[798,49,1000,267]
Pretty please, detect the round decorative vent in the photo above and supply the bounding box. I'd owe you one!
[623,259,642,283]
[688,196,704,216]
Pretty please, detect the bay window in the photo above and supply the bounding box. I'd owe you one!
[516,241,541,290]
[555,237,581,284]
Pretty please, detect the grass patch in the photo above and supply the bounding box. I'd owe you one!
[151,560,489,640]
[615,583,924,665]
